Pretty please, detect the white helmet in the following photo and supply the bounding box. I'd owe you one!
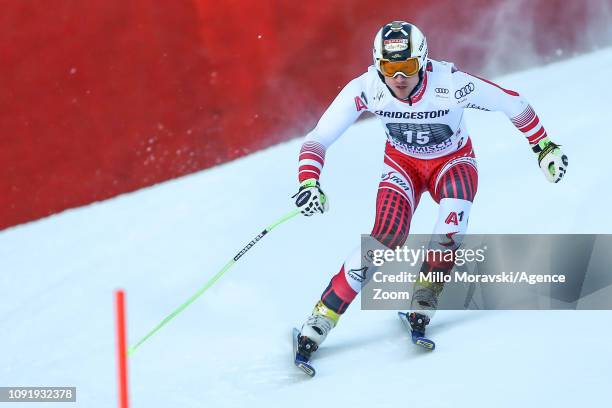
[373,21,428,77]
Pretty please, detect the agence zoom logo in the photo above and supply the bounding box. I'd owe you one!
[455,82,475,99]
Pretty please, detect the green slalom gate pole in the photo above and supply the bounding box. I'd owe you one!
[128,208,301,356]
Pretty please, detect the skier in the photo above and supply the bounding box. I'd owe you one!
[293,21,568,358]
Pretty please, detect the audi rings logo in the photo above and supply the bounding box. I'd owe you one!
[455,82,475,99]
[435,88,449,94]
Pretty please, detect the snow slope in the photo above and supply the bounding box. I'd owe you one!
[2,49,612,408]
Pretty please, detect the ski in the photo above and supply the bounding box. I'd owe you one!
[292,328,316,377]
[397,311,436,350]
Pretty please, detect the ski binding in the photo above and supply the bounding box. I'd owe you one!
[398,311,436,350]
[293,328,316,377]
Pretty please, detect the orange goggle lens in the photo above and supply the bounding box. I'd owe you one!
[380,58,420,77]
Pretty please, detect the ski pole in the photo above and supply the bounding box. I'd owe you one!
[128,208,301,356]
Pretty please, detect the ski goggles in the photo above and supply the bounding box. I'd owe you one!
[379,57,420,77]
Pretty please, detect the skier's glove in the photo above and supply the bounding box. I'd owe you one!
[534,139,568,183]
[293,179,329,216]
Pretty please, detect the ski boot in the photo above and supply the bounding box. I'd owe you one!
[408,312,430,338]
[298,301,339,359]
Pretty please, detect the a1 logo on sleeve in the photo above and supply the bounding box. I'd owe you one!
[354,96,367,112]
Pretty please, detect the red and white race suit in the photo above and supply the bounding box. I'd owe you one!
[298,59,549,315]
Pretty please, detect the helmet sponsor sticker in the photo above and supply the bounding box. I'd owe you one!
[418,38,425,51]
[383,39,408,52]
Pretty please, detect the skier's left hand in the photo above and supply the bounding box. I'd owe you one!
[536,140,568,183]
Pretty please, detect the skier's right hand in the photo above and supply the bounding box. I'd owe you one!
[535,139,568,183]
[293,179,329,216]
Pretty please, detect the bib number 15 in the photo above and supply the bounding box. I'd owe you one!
[403,130,430,145]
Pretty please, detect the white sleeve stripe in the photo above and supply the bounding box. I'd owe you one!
[299,151,325,162]
[298,159,324,169]
[522,123,544,138]
[517,114,539,131]
[529,132,548,145]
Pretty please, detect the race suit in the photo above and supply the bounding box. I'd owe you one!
[298,59,549,314]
